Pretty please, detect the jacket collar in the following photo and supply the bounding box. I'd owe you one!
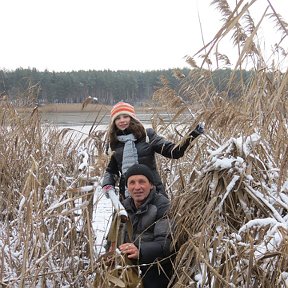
[126,187,156,212]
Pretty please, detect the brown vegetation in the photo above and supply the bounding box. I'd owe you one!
[1,0,288,287]
[17,102,164,117]
[40,103,106,112]
[16,103,110,113]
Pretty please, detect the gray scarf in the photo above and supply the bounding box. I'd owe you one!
[117,134,138,175]
[117,134,138,197]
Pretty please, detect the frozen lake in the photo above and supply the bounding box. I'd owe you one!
[40,110,161,127]
[41,111,154,137]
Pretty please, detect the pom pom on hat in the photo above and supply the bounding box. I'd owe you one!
[110,101,138,123]
[125,164,155,186]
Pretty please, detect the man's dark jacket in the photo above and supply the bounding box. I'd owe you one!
[122,188,174,288]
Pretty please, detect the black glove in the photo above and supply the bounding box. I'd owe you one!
[190,122,205,138]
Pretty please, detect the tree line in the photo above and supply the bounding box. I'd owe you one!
[0,68,253,105]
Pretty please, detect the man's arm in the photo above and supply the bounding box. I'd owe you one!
[138,217,172,264]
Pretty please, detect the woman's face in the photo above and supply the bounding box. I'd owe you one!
[114,114,131,131]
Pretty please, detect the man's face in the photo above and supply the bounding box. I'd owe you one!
[127,175,153,207]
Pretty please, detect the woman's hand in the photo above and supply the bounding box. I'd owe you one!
[102,185,115,198]
[119,242,139,259]
[190,122,205,138]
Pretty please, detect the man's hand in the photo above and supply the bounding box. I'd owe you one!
[119,243,139,259]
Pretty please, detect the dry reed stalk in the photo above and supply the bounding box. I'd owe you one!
[147,3,288,286]
[0,95,107,286]
[1,0,288,286]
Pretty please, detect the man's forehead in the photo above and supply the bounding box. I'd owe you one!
[127,175,149,182]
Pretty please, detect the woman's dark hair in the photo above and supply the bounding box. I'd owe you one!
[108,117,146,149]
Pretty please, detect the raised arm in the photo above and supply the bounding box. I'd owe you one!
[147,125,203,159]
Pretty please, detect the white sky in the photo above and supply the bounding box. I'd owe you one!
[1,0,287,72]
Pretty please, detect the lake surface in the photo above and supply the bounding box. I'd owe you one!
[40,111,164,127]
[40,111,172,136]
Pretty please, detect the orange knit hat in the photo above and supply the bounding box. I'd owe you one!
[110,101,138,123]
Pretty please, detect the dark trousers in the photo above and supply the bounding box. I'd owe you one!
[141,261,173,288]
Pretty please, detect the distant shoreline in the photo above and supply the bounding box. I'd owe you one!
[18,103,159,113]
[17,103,191,126]
[40,103,111,113]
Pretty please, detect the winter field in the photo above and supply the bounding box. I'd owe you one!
[1,1,288,287]
[1,84,288,287]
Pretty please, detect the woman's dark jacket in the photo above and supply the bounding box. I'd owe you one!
[102,127,197,196]
[122,189,173,287]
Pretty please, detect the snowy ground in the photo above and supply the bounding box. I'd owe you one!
[92,186,113,255]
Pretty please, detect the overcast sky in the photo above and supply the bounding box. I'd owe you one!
[1,0,287,72]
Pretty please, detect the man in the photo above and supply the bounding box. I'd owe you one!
[119,163,174,288]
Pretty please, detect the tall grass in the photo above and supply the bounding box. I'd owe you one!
[150,1,288,287]
[0,100,108,287]
[1,0,287,287]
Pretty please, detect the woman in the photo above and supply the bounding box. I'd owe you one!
[101,101,204,199]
